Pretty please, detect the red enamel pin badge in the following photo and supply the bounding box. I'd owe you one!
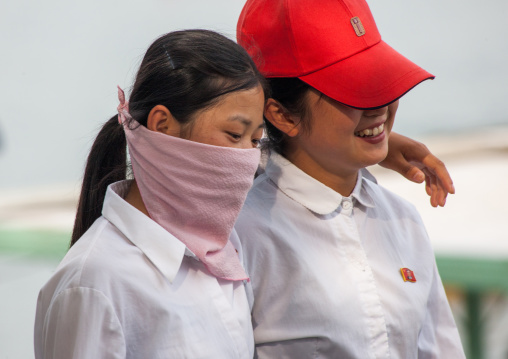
[400,268,417,283]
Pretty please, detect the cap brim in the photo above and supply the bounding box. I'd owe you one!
[299,40,434,109]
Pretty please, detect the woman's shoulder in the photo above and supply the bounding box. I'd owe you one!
[240,173,279,216]
[239,174,277,218]
[363,176,418,210]
[361,176,425,227]
[40,217,141,301]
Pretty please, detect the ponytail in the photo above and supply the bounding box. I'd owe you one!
[70,115,127,246]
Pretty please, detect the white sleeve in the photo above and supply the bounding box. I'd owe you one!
[35,287,126,359]
[418,263,466,358]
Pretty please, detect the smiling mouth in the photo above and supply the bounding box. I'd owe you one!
[354,123,385,137]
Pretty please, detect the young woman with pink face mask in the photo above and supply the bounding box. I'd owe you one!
[35,28,455,358]
[34,30,267,358]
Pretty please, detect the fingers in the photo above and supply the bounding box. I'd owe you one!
[421,154,455,207]
[379,154,451,207]
[381,132,456,207]
[422,155,455,195]
[423,169,438,207]
[379,153,425,183]
[425,178,432,197]
[406,166,425,183]
[435,178,449,207]
[423,168,448,207]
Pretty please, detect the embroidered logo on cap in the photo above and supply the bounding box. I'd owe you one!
[350,17,366,37]
[400,268,417,282]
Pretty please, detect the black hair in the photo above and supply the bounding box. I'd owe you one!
[263,77,311,155]
[71,29,268,246]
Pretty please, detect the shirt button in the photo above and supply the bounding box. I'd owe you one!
[342,200,352,210]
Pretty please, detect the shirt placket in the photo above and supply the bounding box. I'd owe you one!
[203,277,252,359]
[336,197,390,359]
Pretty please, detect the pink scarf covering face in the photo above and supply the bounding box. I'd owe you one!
[118,88,260,281]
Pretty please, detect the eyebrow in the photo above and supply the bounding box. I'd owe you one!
[228,115,264,129]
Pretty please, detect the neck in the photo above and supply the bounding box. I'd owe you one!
[284,148,358,196]
[125,180,150,217]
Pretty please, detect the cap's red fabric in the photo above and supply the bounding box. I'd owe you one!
[237,0,434,109]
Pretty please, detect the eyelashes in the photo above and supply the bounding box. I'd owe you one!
[226,132,261,148]
[226,132,242,141]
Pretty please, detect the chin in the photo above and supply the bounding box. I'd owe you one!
[363,149,389,168]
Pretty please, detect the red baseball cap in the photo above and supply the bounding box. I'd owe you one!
[237,0,434,109]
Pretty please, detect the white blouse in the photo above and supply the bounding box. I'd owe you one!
[34,180,254,359]
[236,152,465,359]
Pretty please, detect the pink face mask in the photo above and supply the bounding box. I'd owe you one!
[117,87,260,281]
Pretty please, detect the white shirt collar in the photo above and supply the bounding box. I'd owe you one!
[101,180,187,283]
[265,152,375,215]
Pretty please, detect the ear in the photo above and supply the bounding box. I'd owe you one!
[146,105,181,135]
[264,98,300,137]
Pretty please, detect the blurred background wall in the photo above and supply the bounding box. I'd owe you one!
[0,0,507,358]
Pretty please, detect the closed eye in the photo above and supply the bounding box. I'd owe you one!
[226,132,241,141]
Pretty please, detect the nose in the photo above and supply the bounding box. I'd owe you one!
[364,106,388,117]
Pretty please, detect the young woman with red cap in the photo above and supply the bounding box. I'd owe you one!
[235,0,466,358]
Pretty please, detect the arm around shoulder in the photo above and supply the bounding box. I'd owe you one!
[383,132,455,207]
